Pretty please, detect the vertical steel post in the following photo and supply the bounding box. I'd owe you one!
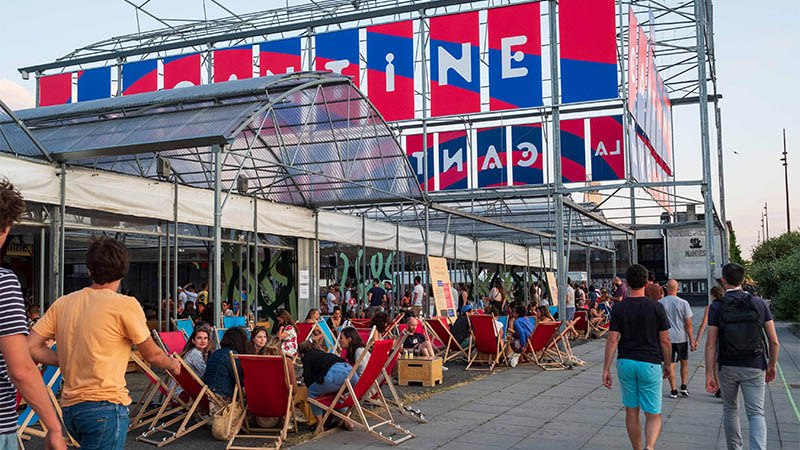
[420,13,431,318]
[695,0,715,302]
[549,0,567,326]
[213,144,223,328]
[58,164,66,298]
[253,196,259,322]
[157,234,163,332]
[525,246,531,304]
[38,227,45,311]
[173,179,179,328]
[612,250,617,279]
[585,247,591,284]
[783,129,791,231]
[165,220,170,331]
[707,0,729,264]
[362,214,366,311]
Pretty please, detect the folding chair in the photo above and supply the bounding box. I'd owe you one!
[356,327,375,345]
[315,319,340,354]
[571,311,589,339]
[368,331,427,424]
[172,318,194,341]
[382,312,406,338]
[588,314,610,338]
[309,339,415,445]
[349,319,371,329]
[137,353,227,447]
[223,316,248,329]
[294,322,317,343]
[228,354,297,450]
[424,317,468,363]
[498,316,509,340]
[16,364,79,447]
[465,315,508,371]
[520,321,565,370]
[157,331,188,354]
[128,351,190,432]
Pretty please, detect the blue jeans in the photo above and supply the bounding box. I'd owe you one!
[565,307,576,322]
[63,401,129,450]
[308,362,358,416]
[719,365,767,450]
[0,433,17,450]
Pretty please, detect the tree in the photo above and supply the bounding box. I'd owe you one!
[728,227,746,266]
[750,231,800,322]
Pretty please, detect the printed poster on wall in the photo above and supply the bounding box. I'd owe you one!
[428,256,456,322]
[366,21,414,121]
[545,271,558,306]
[429,11,481,116]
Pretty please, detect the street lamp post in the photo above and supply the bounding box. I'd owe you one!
[782,129,791,232]
[764,202,769,240]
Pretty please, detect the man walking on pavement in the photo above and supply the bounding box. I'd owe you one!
[660,280,694,399]
[705,263,780,450]
[603,264,671,450]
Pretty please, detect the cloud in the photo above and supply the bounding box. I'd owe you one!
[0,79,35,110]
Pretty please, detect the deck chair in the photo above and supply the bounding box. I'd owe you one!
[294,322,318,343]
[424,317,468,363]
[498,316,509,339]
[137,353,227,447]
[356,327,375,344]
[382,312,406,338]
[551,324,586,367]
[315,319,340,354]
[223,316,248,329]
[588,314,610,338]
[571,311,589,339]
[349,318,371,329]
[172,318,194,341]
[16,364,78,447]
[157,331,188,354]
[368,331,426,424]
[465,315,508,371]
[228,354,297,450]
[309,339,415,446]
[128,351,190,432]
[520,321,565,370]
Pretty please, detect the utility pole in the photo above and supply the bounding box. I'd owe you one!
[761,211,766,242]
[764,202,769,240]
[782,129,791,232]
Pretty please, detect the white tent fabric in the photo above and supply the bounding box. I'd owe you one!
[1,155,553,268]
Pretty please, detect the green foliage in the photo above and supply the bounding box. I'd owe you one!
[728,227,746,266]
[750,232,800,322]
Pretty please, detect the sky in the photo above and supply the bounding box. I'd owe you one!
[0,0,797,258]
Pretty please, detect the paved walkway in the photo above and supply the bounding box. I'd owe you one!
[293,310,800,450]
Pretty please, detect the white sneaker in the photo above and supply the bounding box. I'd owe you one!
[509,353,520,368]
[442,365,449,371]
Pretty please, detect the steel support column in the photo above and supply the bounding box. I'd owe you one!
[549,0,567,327]
[157,234,163,332]
[58,164,66,298]
[213,143,223,328]
[173,179,179,328]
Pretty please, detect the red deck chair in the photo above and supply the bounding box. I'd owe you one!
[381,312,407,338]
[137,353,226,447]
[309,339,415,445]
[295,322,318,343]
[571,311,589,339]
[349,318,372,329]
[367,331,427,424]
[424,317,468,362]
[466,315,507,371]
[228,354,297,450]
[159,331,189,354]
[356,327,375,344]
[520,321,565,370]
[588,315,610,338]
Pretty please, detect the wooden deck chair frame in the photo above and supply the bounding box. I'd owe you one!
[309,336,414,446]
[366,331,427,424]
[227,353,297,450]
[382,311,406,338]
[16,366,79,447]
[315,319,340,354]
[172,318,194,341]
[570,310,590,340]
[519,321,565,370]
[465,315,508,372]
[551,326,585,367]
[587,315,609,338]
[423,317,468,363]
[137,353,226,447]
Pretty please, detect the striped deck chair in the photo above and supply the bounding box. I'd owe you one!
[465,315,508,371]
[228,354,297,450]
[172,318,194,341]
[309,338,414,445]
[424,317,468,363]
[137,353,227,447]
[520,321,565,370]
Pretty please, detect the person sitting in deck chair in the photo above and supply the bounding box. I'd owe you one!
[451,305,475,349]
[202,327,248,410]
[299,341,357,430]
[402,317,435,357]
[508,305,535,367]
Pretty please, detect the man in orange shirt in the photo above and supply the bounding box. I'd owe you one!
[28,236,180,450]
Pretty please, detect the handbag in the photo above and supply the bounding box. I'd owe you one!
[211,396,244,441]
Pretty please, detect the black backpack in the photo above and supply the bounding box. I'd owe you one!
[718,293,765,361]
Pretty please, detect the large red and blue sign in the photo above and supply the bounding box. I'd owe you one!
[558,0,618,103]
[259,38,301,76]
[214,45,253,83]
[487,3,542,111]
[590,115,625,181]
[39,73,71,107]
[163,53,202,89]
[430,12,481,116]
[511,124,544,185]
[476,127,508,188]
[560,119,587,183]
[366,21,414,121]
[77,67,111,102]
[406,134,434,192]
[316,29,360,87]
[438,130,469,190]
[121,59,157,96]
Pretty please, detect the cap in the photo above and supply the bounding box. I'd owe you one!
[461,305,474,314]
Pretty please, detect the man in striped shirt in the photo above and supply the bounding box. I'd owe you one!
[0,180,65,449]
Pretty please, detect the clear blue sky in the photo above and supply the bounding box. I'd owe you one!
[0,1,797,258]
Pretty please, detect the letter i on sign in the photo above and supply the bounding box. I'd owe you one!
[385,53,395,92]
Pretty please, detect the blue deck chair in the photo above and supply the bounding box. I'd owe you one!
[173,318,194,341]
[223,316,247,329]
[548,306,559,319]
[17,364,74,444]
[316,319,339,353]
[498,316,509,339]
[217,327,249,345]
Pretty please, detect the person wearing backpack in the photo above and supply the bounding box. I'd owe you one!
[705,263,780,450]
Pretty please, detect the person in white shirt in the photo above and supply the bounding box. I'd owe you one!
[325,285,337,314]
[177,285,188,311]
[565,279,576,322]
[340,328,371,376]
[411,276,424,317]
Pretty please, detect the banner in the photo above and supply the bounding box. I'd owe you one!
[545,271,558,306]
[590,115,625,181]
[315,29,360,87]
[39,73,71,106]
[559,0,618,103]
[366,21,414,121]
[77,67,111,102]
[406,134,434,192]
[429,12,480,116]
[121,59,157,96]
[437,130,469,191]
[163,53,202,89]
[428,256,456,321]
[476,127,507,188]
[259,38,301,76]
[510,124,544,185]
[213,45,253,83]
[487,3,542,111]
[559,119,587,183]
